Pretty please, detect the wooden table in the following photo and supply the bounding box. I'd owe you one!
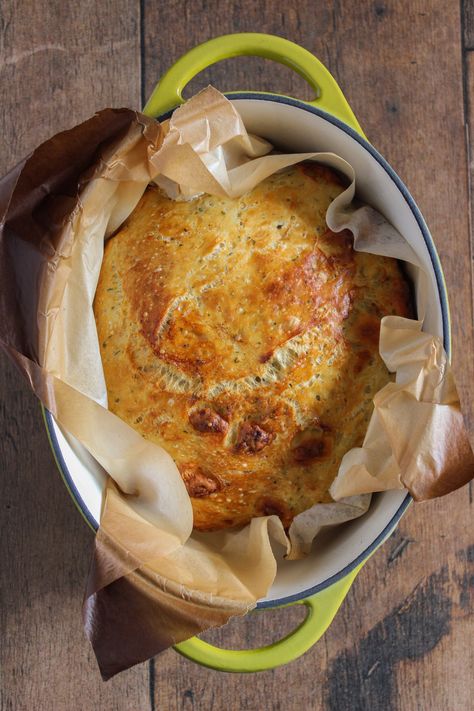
[1,2,473,709]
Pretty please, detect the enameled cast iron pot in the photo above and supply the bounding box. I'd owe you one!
[43,34,451,673]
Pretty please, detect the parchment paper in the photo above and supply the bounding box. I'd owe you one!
[0,87,472,679]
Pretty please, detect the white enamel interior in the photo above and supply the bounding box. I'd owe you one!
[49,98,445,605]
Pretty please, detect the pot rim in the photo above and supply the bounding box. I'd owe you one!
[44,91,450,607]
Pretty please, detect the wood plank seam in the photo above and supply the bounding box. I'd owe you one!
[462,4,474,516]
[140,0,146,109]
[463,50,474,507]
[149,658,156,711]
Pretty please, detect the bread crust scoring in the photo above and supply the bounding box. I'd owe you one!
[94,163,412,530]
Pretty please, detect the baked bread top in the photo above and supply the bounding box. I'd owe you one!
[94,163,412,530]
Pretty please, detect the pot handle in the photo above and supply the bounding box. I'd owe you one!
[143,33,364,137]
[174,563,362,673]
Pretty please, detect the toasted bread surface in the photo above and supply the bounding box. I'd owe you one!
[94,163,412,530]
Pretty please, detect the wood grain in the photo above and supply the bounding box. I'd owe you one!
[0,2,149,710]
[1,1,473,710]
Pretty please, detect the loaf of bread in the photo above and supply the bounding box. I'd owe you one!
[94,163,412,530]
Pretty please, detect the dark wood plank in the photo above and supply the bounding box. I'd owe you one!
[0,2,150,709]
[0,0,141,174]
[0,359,151,710]
[143,3,474,710]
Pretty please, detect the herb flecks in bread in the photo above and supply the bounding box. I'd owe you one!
[94,163,412,531]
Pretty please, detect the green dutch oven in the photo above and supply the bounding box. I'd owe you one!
[44,33,451,673]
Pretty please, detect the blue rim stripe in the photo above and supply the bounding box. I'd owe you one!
[44,91,450,609]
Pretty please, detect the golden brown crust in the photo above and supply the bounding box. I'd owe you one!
[94,163,413,531]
